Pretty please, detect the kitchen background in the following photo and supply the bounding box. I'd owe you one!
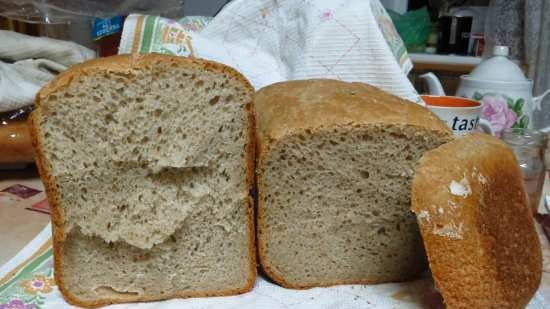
[0,0,549,128]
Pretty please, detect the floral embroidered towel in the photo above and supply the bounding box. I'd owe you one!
[119,0,422,104]
[1,223,549,309]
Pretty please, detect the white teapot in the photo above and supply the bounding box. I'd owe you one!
[420,46,550,136]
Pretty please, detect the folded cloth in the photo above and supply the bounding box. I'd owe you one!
[119,0,421,103]
[0,30,95,112]
[0,30,95,66]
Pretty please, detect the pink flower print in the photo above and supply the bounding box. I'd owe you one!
[20,274,55,294]
[480,95,517,137]
[319,9,334,22]
[0,299,36,309]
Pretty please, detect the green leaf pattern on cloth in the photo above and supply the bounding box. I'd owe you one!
[0,248,54,309]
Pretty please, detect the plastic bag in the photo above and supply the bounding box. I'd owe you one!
[0,0,185,24]
[387,7,431,53]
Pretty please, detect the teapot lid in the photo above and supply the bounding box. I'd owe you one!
[469,46,528,82]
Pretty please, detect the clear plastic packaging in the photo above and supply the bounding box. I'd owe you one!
[0,0,185,24]
[0,0,185,50]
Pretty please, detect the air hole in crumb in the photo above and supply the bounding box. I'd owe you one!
[105,114,115,124]
[209,96,220,105]
[360,171,370,179]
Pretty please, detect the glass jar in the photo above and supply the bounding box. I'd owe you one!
[502,129,546,215]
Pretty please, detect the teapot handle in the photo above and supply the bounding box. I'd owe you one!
[533,89,550,110]
[478,119,495,136]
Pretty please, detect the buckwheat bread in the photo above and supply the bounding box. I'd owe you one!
[29,54,256,307]
[411,133,542,309]
[255,79,452,288]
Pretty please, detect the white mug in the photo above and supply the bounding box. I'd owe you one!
[422,95,494,136]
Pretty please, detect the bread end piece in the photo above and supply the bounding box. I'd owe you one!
[412,133,542,309]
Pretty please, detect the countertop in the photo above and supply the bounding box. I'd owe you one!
[0,165,49,265]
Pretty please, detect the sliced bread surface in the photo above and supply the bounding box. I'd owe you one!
[30,54,256,307]
[411,133,542,309]
[255,79,452,288]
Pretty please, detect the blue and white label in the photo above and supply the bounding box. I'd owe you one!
[92,16,123,40]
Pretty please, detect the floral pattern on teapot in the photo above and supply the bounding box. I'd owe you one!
[473,91,528,137]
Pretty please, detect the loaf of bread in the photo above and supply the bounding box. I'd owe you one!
[411,133,542,309]
[255,79,452,288]
[30,54,256,307]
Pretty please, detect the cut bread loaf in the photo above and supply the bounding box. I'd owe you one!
[255,79,452,288]
[411,133,542,309]
[30,54,256,307]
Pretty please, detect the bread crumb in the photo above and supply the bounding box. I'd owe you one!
[478,174,488,185]
[417,210,431,222]
[437,207,444,214]
[433,222,464,239]
[472,166,488,185]
[447,200,457,209]
[449,177,471,198]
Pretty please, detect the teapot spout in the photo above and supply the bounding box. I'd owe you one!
[419,72,446,96]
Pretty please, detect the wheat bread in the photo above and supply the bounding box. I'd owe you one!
[411,133,542,309]
[29,54,256,307]
[255,79,452,288]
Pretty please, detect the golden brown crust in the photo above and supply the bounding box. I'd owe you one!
[254,79,449,152]
[255,79,451,288]
[411,133,542,309]
[0,120,34,163]
[37,53,254,106]
[30,53,257,308]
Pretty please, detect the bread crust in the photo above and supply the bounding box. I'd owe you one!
[30,53,257,308]
[411,133,542,309]
[254,79,449,152]
[254,79,451,288]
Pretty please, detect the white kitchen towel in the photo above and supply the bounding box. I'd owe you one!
[0,30,95,112]
[1,223,549,309]
[119,0,422,104]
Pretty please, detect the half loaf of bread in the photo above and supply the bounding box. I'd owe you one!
[30,54,256,307]
[411,133,542,309]
[255,79,452,288]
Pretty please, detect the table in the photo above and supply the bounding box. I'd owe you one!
[0,165,49,265]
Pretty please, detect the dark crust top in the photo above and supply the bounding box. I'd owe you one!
[37,53,254,104]
[411,133,542,309]
[254,79,450,152]
[30,54,257,308]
